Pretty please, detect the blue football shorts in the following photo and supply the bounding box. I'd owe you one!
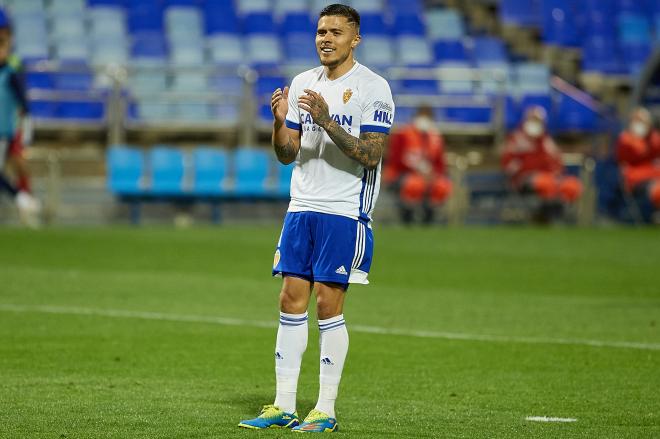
[272,211,374,288]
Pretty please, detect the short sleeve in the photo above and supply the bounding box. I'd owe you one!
[360,78,395,135]
[285,78,301,131]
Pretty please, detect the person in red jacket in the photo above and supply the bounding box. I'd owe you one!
[384,105,452,224]
[615,107,660,220]
[501,106,582,221]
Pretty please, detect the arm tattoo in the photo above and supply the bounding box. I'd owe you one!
[323,121,387,169]
[273,137,298,164]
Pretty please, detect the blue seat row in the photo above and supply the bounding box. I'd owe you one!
[107,145,294,198]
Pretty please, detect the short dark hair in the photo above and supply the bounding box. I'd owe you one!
[319,3,360,29]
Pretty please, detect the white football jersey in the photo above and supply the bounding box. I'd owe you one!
[284,61,395,225]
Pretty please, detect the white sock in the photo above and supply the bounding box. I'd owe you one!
[314,314,349,419]
[274,311,308,414]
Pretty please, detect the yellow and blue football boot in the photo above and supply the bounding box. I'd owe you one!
[238,405,300,430]
[292,409,338,433]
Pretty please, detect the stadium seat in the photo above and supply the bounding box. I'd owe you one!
[57,100,105,121]
[150,147,186,194]
[389,0,423,15]
[392,13,426,37]
[515,62,551,94]
[243,12,276,34]
[25,70,55,89]
[349,0,385,14]
[50,13,86,42]
[356,37,395,67]
[426,9,464,40]
[131,32,169,61]
[165,6,204,42]
[472,37,508,66]
[91,41,128,67]
[395,36,433,66]
[280,12,315,34]
[107,146,144,195]
[581,36,624,74]
[14,39,49,62]
[49,0,86,14]
[274,0,309,17]
[89,6,127,39]
[275,161,294,196]
[53,39,89,62]
[233,147,270,196]
[246,35,283,66]
[438,62,474,94]
[359,13,388,36]
[237,0,271,15]
[54,70,94,91]
[193,147,229,195]
[4,0,45,14]
[136,100,174,121]
[541,0,580,47]
[170,43,206,66]
[433,40,468,62]
[29,100,58,119]
[208,34,244,65]
[209,73,244,98]
[212,103,241,126]
[556,93,598,132]
[172,71,208,92]
[204,0,240,34]
[499,0,542,27]
[127,1,164,33]
[284,33,318,63]
[174,102,212,122]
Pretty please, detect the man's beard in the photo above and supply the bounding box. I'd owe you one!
[320,50,348,68]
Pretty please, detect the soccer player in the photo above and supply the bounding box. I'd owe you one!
[238,4,394,433]
[0,7,39,225]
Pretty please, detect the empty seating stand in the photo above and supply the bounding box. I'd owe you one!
[107,145,294,224]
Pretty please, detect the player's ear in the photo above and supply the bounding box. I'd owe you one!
[351,33,361,49]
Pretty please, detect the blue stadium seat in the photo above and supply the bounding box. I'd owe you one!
[237,0,271,14]
[243,12,276,34]
[275,0,309,17]
[472,37,508,66]
[499,0,541,27]
[284,33,318,63]
[209,73,244,98]
[57,101,105,120]
[150,147,185,194]
[204,0,240,34]
[275,161,294,197]
[619,13,652,44]
[556,93,598,132]
[165,6,203,42]
[193,147,229,195]
[392,13,426,37]
[256,74,286,123]
[581,36,624,74]
[127,1,164,33]
[426,9,465,40]
[30,100,58,119]
[246,35,283,66]
[131,32,169,60]
[234,147,270,196]
[280,12,315,34]
[617,0,652,15]
[172,72,208,92]
[388,0,422,15]
[395,36,433,66]
[54,70,94,90]
[356,37,395,67]
[208,34,244,65]
[108,146,144,195]
[25,71,55,89]
[360,13,388,36]
[433,40,468,62]
[88,0,127,5]
[541,0,580,47]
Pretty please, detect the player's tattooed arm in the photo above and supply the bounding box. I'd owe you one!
[273,137,298,164]
[298,88,387,170]
[324,123,387,170]
[271,86,300,164]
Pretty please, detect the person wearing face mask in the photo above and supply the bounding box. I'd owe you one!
[383,105,452,224]
[616,107,660,221]
[501,106,582,222]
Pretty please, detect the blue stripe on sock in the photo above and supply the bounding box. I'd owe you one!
[319,321,345,331]
[280,314,308,322]
[280,321,306,327]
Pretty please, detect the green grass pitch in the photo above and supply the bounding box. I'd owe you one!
[1,226,659,438]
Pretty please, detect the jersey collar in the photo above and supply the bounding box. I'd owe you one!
[322,60,360,84]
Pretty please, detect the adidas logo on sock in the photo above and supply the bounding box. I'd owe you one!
[335,265,348,275]
[321,357,334,365]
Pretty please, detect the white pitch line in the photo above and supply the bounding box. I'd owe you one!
[1,303,659,352]
[526,416,577,423]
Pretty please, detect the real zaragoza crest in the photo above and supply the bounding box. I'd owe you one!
[343,89,353,104]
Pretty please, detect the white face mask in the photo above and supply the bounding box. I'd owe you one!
[631,121,650,138]
[413,116,435,133]
[523,120,544,138]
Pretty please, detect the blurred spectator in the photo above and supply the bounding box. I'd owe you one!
[616,107,660,222]
[384,105,452,225]
[501,106,582,223]
[0,7,34,196]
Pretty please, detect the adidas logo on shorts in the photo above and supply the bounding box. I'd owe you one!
[335,265,348,275]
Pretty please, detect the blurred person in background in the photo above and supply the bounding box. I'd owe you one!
[384,105,452,225]
[616,107,660,222]
[0,7,39,225]
[501,105,582,223]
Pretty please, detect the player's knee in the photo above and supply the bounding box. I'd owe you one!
[559,177,582,203]
[532,173,558,200]
[400,174,427,204]
[649,180,660,208]
[279,288,308,314]
[315,289,344,320]
[430,177,452,204]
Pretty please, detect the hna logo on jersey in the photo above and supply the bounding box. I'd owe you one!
[373,109,392,125]
[301,112,353,127]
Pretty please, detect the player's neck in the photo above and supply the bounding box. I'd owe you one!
[324,57,356,81]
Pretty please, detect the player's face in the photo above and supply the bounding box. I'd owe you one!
[316,15,360,68]
[0,29,11,62]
